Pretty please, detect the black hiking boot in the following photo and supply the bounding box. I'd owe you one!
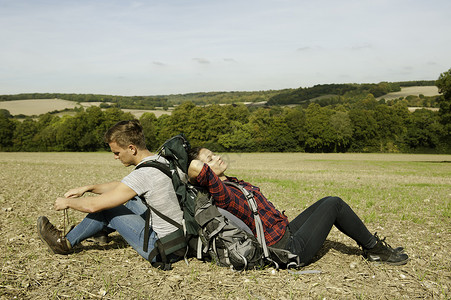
[37,216,72,255]
[363,233,409,265]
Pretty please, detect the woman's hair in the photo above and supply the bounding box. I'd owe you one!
[104,120,147,149]
[188,147,203,163]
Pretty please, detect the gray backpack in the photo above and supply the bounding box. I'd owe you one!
[194,182,300,271]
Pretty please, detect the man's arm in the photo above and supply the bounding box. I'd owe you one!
[55,182,137,213]
[64,181,121,198]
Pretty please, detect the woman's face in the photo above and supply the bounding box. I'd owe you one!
[197,148,228,176]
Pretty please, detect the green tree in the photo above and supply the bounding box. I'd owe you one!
[283,107,306,150]
[436,68,451,100]
[404,109,443,150]
[55,115,86,151]
[203,105,230,146]
[374,103,408,152]
[12,118,39,151]
[304,104,335,152]
[348,109,378,152]
[217,121,256,152]
[33,114,60,151]
[0,109,12,118]
[155,114,175,146]
[0,112,16,150]
[330,111,353,152]
[435,68,451,149]
[167,102,197,135]
[140,112,158,150]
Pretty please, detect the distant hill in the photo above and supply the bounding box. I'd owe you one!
[266,80,437,106]
[0,80,439,117]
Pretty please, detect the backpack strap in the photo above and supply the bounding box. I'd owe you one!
[223,181,270,259]
[135,160,172,177]
[134,160,186,261]
[223,181,301,269]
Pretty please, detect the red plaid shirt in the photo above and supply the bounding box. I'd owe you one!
[196,164,288,246]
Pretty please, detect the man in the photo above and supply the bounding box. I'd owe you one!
[37,120,183,264]
[188,147,409,266]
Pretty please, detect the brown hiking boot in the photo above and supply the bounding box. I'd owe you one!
[363,233,408,265]
[37,216,72,255]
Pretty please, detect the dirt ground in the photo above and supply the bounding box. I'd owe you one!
[0,152,449,299]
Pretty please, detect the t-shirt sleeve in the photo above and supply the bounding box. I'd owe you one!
[121,168,151,196]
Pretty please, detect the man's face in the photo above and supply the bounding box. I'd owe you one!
[197,148,228,176]
[109,141,135,167]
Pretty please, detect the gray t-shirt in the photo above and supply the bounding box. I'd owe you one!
[121,155,183,238]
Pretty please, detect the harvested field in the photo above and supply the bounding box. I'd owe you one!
[378,86,440,100]
[0,152,450,299]
[0,99,171,117]
[0,99,79,115]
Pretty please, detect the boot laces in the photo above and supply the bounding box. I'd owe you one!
[45,219,64,239]
[374,232,394,250]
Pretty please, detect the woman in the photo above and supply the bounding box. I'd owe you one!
[188,147,408,266]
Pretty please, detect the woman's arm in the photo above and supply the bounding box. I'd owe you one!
[188,160,205,183]
[189,161,237,207]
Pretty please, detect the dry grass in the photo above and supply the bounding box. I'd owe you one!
[1,152,450,299]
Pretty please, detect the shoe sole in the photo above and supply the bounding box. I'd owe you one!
[367,256,410,266]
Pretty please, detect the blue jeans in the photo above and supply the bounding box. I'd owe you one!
[286,196,376,265]
[66,197,159,262]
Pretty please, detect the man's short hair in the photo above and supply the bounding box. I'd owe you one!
[104,120,147,149]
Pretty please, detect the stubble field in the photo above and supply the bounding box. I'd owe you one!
[0,152,450,299]
[0,99,171,118]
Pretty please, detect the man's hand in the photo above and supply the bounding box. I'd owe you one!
[54,197,69,211]
[64,186,88,198]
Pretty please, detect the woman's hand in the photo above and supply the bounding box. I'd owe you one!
[188,160,204,183]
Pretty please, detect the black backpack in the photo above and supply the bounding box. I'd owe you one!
[135,134,199,270]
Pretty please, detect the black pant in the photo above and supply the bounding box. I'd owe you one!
[286,196,375,265]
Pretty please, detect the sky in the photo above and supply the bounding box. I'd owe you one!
[1,0,450,96]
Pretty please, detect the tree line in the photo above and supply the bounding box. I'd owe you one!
[0,96,449,153]
[0,73,449,153]
[0,80,436,110]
